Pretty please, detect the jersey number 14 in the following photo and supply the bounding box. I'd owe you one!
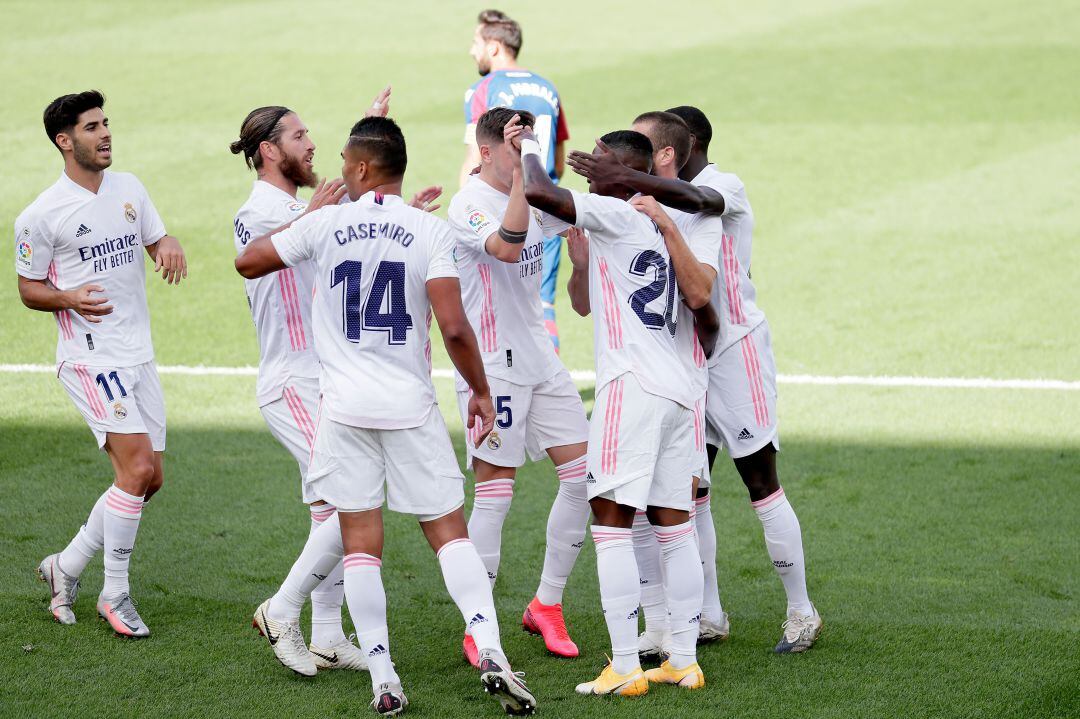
[331,260,414,345]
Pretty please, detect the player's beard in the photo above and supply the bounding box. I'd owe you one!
[280,150,317,189]
[476,57,491,76]
[72,137,111,172]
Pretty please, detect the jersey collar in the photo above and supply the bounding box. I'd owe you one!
[59,169,109,197]
[357,190,404,207]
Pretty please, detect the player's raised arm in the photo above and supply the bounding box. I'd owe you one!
[568,141,726,215]
[479,113,532,263]
[428,276,495,447]
[565,227,590,317]
[630,195,715,309]
[519,127,576,224]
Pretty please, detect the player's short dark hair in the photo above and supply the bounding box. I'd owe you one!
[347,116,408,178]
[665,105,712,153]
[43,90,106,151]
[633,111,692,169]
[599,130,654,173]
[476,107,535,146]
[477,9,522,58]
[230,106,293,170]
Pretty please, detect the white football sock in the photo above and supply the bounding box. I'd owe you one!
[753,488,813,616]
[101,485,143,599]
[306,504,348,646]
[593,525,641,675]
[655,521,704,670]
[536,456,588,605]
[438,538,502,653]
[58,490,107,577]
[631,512,668,637]
[694,493,724,621]
[268,512,344,622]
[467,478,514,587]
[343,553,399,692]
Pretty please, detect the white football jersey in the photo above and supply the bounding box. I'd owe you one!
[667,206,723,400]
[271,191,457,430]
[447,176,570,391]
[14,171,166,367]
[233,181,319,407]
[691,165,766,358]
[571,190,696,409]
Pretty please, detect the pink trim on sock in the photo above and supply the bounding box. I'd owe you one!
[555,456,587,481]
[105,488,144,516]
[437,537,472,559]
[750,487,785,509]
[310,505,336,522]
[475,478,515,499]
[654,524,696,544]
[591,526,632,545]
[695,495,710,507]
[342,553,381,570]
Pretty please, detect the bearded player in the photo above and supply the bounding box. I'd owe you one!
[17,90,188,638]
[448,107,590,664]
[568,106,823,653]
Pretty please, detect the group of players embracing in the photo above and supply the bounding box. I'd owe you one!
[20,84,820,717]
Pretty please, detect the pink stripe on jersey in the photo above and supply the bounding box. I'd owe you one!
[277,269,307,351]
[722,235,745,325]
[308,397,323,465]
[693,331,706,368]
[424,310,433,373]
[277,271,299,350]
[477,265,497,352]
[597,258,623,349]
[693,399,704,452]
[750,486,785,509]
[343,553,382,570]
[48,262,74,340]
[740,336,768,427]
[74,364,107,421]
[437,537,472,559]
[283,386,316,448]
[283,269,308,350]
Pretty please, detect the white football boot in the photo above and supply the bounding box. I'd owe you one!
[698,611,730,643]
[774,604,823,653]
[252,598,317,676]
[37,554,79,625]
[478,648,537,715]
[637,629,672,661]
[370,682,408,716]
[310,634,369,671]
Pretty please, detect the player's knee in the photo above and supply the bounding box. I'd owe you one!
[123,457,156,493]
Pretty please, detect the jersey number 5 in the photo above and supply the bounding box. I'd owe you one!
[331,260,414,344]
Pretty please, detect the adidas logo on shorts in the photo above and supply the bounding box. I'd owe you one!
[75,224,92,237]
[738,428,754,441]
[585,472,596,484]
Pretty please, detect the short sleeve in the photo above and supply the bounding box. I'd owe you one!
[536,210,571,238]
[569,190,636,243]
[426,223,460,281]
[270,211,319,267]
[14,214,53,280]
[684,214,723,275]
[714,182,750,219]
[132,177,167,246]
[450,200,500,256]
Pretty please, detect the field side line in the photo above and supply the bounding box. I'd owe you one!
[0,364,1077,391]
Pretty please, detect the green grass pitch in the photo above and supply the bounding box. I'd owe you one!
[1,1,1077,717]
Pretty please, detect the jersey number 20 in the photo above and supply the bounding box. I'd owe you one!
[331,260,413,344]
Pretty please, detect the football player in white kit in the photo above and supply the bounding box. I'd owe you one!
[16,90,188,638]
[621,111,731,661]
[568,105,823,653]
[237,117,536,716]
[448,107,590,663]
[520,125,720,696]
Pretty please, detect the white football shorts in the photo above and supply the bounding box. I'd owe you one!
[705,320,780,460]
[586,372,697,512]
[304,406,465,517]
[57,360,166,452]
[260,376,321,503]
[456,369,589,470]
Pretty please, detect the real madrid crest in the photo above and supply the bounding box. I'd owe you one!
[486,431,501,450]
[113,402,128,420]
[123,202,137,223]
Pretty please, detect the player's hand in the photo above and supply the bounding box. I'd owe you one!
[467,392,496,448]
[503,113,525,154]
[307,178,348,213]
[518,125,537,144]
[629,195,675,233]
[153,235,188,285]
[66,284,113,323]
[365,85,392,118]
[409,185,442,213]
[566,227,589,269]
[567,139,625,181]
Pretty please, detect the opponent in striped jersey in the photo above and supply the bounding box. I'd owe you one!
[230,104,363,672]
[567,105,822,653]
[237,117,536,714]
[520,125,719,695]
[16,90,188,637]
[448,108,589,662]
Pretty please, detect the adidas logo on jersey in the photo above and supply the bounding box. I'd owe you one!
[368,643,388,657]
[467,612,489,628]
[75,224,92,237]
[738,428,754,441]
